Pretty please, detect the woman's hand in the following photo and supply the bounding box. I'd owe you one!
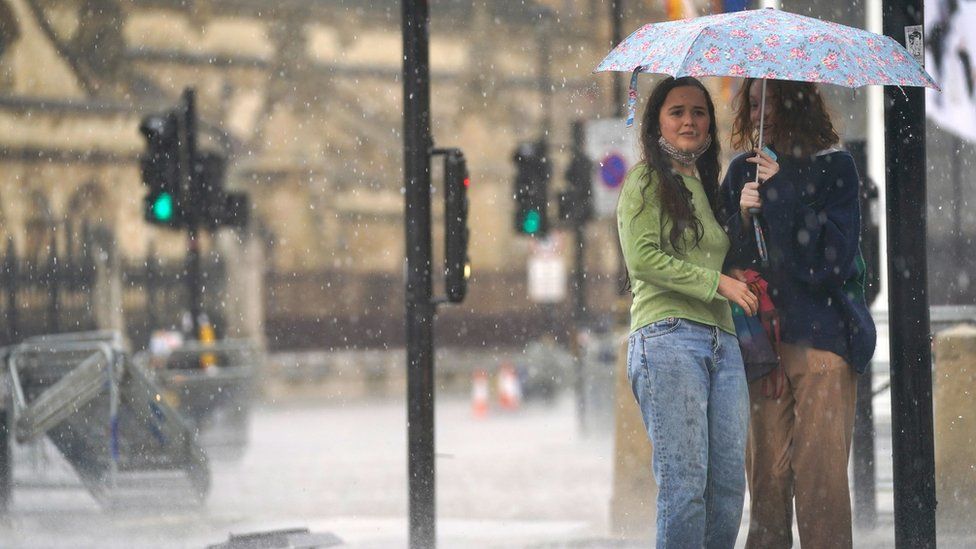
[718,274,758,316]
[739,180,762,222]
[740,149,780,222]
[747,148,780,182]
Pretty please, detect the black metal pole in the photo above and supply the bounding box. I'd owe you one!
[882,1,937,546]
[610,1,624,117]
[537,7,553,139]
[403,2,436,547]
[572,227,587,327]
[569,121,589,430]
[180,88,202,339]
[568,122,590,324]
[146,242,158,339]
[187,229,203,340]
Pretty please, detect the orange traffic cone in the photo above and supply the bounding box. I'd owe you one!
[472,370,490,418]
[497,362,522,411]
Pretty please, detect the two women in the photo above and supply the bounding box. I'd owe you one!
[618,76,871,549]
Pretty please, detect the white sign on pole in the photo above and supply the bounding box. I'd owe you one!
[584,119,641,219]
[528,256,566,303]
[527,236,566,303]
[925,0,976,142]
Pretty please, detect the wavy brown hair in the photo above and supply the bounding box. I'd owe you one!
[730,79,839,158]
[635,76,721,254]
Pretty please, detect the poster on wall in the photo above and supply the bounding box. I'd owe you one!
[925,0,976,142]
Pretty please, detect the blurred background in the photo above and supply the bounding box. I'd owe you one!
[0,0,973,547]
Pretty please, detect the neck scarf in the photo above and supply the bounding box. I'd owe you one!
[658,134,712,167]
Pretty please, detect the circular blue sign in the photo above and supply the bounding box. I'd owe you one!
[600,154,626,188]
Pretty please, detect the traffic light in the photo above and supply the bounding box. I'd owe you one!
[559,121,593,226]
[139,90,249,231]
[139,111,185,227]
[513,140,550,237]
[559,149,593,225]
[196,151,250,230]
[443,150,470,303]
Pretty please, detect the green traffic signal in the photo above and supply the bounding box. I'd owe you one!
[152,192,174,222]
[522,210,541,234]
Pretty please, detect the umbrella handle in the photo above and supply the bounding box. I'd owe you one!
[752,215,769,266]
[747,80,768,217]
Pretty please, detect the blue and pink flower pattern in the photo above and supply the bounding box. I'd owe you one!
[594,8,939,126]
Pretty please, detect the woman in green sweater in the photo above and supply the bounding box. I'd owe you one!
[617,76,757,548]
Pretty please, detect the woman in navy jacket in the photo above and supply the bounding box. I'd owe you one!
[720,78,875,549]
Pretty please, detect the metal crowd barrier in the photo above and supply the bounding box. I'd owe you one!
[1,331,209,511]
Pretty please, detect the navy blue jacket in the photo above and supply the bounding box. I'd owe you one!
[720,149,875,372]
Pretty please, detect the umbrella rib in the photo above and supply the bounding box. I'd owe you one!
[674,26,710,78]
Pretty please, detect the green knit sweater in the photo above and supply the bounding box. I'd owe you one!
[616,164,735,335]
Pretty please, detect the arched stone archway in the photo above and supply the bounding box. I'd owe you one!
[64,179,111,258]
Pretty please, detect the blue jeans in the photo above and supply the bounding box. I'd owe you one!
[627,318,749,549]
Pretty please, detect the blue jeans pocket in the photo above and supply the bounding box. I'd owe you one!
[639,317,682,339]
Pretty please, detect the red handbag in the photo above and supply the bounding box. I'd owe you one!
[741,270,785,399]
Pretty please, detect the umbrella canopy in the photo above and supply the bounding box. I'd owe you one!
[595,8,939,125]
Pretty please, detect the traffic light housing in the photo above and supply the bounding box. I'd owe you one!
[139,111,185,227]
[559,148,593,225]
[139,90,249,231]
[442,150,470,303]
[559,122,593,226]
[196,151,249,230]
[513,140,550,237]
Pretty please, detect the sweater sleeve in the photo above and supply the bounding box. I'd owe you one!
[719,156,761,270]
[617,167,722,302]
[768,153,861,288]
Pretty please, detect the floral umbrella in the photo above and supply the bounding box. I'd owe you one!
[595,7,939,126]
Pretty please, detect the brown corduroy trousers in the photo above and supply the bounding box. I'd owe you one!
[744,343,858,549]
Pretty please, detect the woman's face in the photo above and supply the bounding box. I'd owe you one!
[658,85,710,153]
[749,80,775,138]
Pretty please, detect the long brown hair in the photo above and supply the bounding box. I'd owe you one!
[730,79,839,157]
[636,76,721,254]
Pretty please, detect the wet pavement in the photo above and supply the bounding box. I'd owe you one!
[1,395,613,548]
[1,386,972,547]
